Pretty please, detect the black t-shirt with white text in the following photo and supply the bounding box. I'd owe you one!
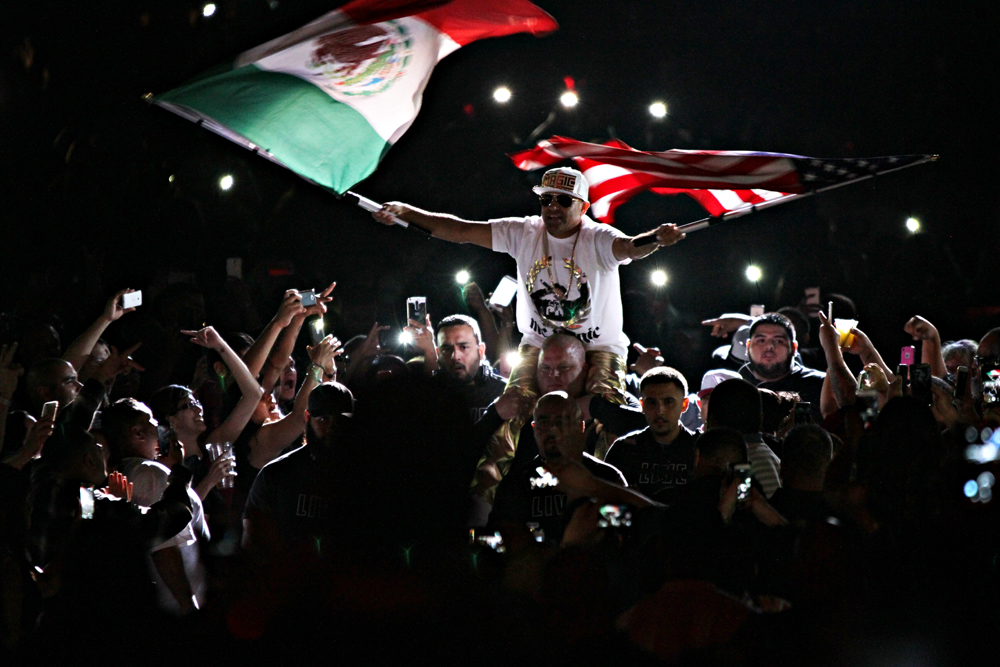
[604,426,698,500]
[488,453,626,544]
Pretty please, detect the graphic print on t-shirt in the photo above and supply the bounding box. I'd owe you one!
[525,256,592,330]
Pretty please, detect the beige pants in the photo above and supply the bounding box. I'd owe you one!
[471,344,628,504]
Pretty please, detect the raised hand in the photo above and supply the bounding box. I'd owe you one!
[358,321,390,359]
[904,315,940,343]
[815,311,843,352]
[654,223,686,247]
[629,343,664,376]
[372,202,412,226]
[105,471,134,502]
[103,288,139,323]
[701,313,751,338]
[302,282,337,317]
[841,326,874,356]
[22,415,55,460]
[463,282,489,314]
[404,315,436,360]
[181,326,224,350]
[275,290,307,327]
[92,342,145,384]
[307,335,343,377]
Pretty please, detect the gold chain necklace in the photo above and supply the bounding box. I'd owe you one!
[541,224,581,300]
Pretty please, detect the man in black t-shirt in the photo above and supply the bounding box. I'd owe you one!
[242,382,353,553]
[489,391,625,544]
[605,367,698,500]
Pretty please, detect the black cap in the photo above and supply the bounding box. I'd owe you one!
[308,382,354,417]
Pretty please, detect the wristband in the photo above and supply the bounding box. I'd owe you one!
[308,363,324,383]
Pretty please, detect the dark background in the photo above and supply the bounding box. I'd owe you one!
[1,0,995,382]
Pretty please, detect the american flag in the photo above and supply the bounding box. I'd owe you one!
[509,136,935,224]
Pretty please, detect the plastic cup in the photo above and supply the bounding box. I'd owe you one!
[834,319,858,348]
[206,441,235,489]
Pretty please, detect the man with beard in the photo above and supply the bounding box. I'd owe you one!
[242,382,353,553]
[739,313,825,422]
[433,315,506,421]
[604,367,698,500]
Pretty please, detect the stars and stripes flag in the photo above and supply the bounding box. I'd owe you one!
[153,0,557,194]
[510,136,936,225]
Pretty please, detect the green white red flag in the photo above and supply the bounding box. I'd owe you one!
[153,0,557,193]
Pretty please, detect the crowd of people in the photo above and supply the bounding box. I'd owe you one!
[1,168,999,664]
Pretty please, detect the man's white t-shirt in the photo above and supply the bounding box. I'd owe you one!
[118,457,208,611]
[490,215,631,357]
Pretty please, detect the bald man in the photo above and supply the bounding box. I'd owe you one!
[487,391,626,544]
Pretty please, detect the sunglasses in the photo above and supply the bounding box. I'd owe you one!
[539,193,577,208]
[177,399,202,412]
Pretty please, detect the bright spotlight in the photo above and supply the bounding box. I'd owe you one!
[398,331,413,346]
[504,351,522,369]
[493,87,511,103]
[560,91,578,108]
[745,265,762,282]
[168,174,175,183]
[649,101,667,118]
[202,3,217,17]
[651,270,668,287]
[905,217,920,233]
[219,175,233,190]
[455,270,470,285]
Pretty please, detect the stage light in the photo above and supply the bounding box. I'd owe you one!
[168,174,175,183]
[202,3,217,17]
[560,91,578,108]
[455,270,470,285]
[311,318,324,335]
[399,331,413,346]
[649,101,667,118]
[504,351,522,369]
[219,174,233,190]
[493,87,511,103]
[905,217,920,233]
[746,265,762,282]
[651,270,668,286]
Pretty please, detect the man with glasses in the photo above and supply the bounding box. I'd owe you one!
[373,167,683,368]
[374,168,684,498]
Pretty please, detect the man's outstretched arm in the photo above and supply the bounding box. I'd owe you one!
[372,202,493,248]
[612,223,686,261]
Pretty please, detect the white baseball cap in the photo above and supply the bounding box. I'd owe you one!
[532,167,589,201]
[698,368,742,400]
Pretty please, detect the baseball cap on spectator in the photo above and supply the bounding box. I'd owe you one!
[711,325,751,368]
[532,167,589,201]
[699,368,742,400]
[308,382,354,417]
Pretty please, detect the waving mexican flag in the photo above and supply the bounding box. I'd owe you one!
[153,0,557,193]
